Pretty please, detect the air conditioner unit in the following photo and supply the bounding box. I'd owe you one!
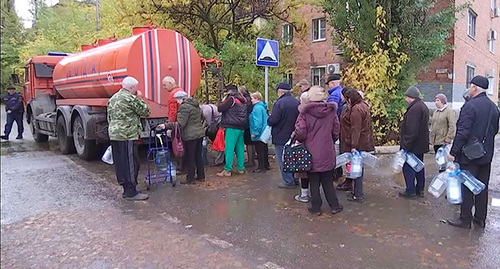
[490,30,498,41]
[487,69,495,78]
[492,7,500,18]
[327,63,340,74]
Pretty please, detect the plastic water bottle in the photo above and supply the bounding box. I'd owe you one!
[406,152,425,172]
[155,150,169,172]
[435,146,448,170]
[350,151,363,178]
[391,150,406,173]
[446,163,462,204]
[361,152,380,168]
[458,170,485,195]
[335,152,352,168]
[101,145,113,165]
[428,172,448,198]
[168,161,177,182]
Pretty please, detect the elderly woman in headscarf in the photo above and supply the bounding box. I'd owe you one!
[429,93,456,172]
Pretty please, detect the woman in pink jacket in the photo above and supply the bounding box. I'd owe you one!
[294,86,343,216]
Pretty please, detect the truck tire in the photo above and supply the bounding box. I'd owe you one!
[30,113,49,143]
[57,116,75,154]
[72,115,98,160]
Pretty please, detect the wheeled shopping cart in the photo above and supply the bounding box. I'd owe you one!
[145,128,176,189]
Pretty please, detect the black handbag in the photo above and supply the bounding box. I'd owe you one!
[205,106,219,141]
[462,105,494,160]
[282,137,312,173]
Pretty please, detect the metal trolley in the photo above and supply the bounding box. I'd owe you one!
[145,128,176,189]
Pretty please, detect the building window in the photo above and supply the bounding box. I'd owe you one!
[312,18,326,41]
[311,67,326,87]
[282,24,293,45]
[489,30,497,53]
[283,73,293,86]
[468,9,477,38]
[466,65,475,88]
[487,75,495,95]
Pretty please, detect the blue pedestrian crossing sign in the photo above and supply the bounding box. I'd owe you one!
[256,38,279,67]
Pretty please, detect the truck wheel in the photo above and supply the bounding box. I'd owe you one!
[72,115,98,160]
[30,114,49,142]
[57,117,75,154]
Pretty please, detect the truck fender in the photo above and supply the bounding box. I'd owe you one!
[56,106,73,137]
[70,106,107,140]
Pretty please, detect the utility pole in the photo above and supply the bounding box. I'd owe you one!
[95,0,101,31]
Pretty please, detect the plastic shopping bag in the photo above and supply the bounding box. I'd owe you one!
[212,128,225,152]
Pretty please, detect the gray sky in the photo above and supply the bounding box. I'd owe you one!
[15,0,59,28]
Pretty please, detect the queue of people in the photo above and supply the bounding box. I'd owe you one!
[93,73,500,228]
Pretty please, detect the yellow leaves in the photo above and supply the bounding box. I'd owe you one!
[342,6,407,145]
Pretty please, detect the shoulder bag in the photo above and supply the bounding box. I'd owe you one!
[462,104,494,160]
[172,123,185,157]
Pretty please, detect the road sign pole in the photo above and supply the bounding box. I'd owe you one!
[264,66,269,104]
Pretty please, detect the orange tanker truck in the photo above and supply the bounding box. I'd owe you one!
[21,27,217,160]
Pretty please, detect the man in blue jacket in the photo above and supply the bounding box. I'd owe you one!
[326,74,343,116]
[268,82,300,188]
[447,76,500,229]
[1,85,24,140]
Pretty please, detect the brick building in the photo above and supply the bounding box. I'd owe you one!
[280,1,499,107]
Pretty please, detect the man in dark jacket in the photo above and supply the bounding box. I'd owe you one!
[447,76,500,229]
[399,86,430,198]
[1,85,24,140]
[216,85,248,177]
[268,82,300,188]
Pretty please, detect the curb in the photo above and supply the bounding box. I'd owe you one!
[374,146,400,155]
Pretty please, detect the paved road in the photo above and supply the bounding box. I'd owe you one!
[1,108,499,269]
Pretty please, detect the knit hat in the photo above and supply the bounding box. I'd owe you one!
[435,93,447,104]
[306,86,327,102]
[470,75,489,90]
[274,82,292,91]
[7,85,16,90]
[326,74,341,84]
[405,86,421,99]
[173,90,188,99]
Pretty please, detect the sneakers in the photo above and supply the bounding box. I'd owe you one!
[278,182,296,189]
[416,189,425,197]
[308,208,322,216]
[235,170,245,175]
[180,179,196,184]
[15,135,23,140]
[124,192,149,201]
[399,191,416,198]
[216,170,232,177]
[0,135,8,140]
[331,205,344,215]
[294,194,310,203]
[347,195,365,203]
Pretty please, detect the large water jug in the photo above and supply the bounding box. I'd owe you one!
[361,152,380,168]
[406,152,425,172]
[428,172,448,198]
[336,153,352,168]
[458,170,485,195]
[155,150,169,172]
[350,151,363,178]
[435,145,449,170]
[446,169,463,204]
[391,150,406,173]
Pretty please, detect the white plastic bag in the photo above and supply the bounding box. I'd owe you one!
[259,126,272,144]
[101,145,114,165]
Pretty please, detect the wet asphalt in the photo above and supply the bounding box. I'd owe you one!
[1,108,499,269]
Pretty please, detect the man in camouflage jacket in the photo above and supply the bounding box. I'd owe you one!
[108,76,150,200]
